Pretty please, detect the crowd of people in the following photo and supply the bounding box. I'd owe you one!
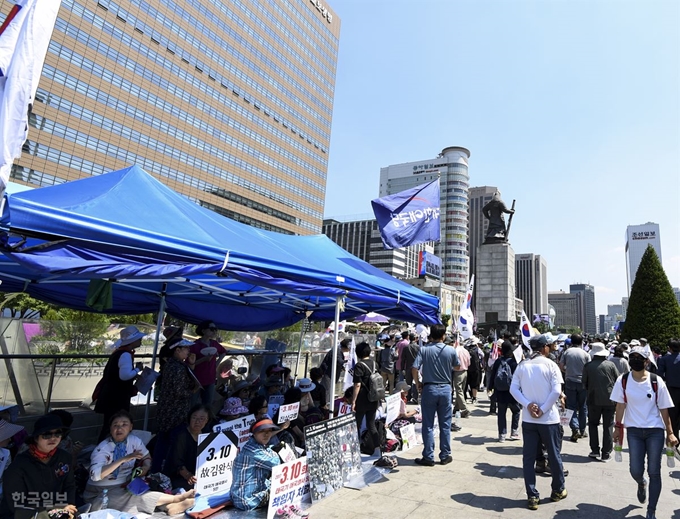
[0,320,678,519]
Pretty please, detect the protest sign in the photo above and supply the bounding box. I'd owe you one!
[399,423,419,450]
[267,457,311,519]
[213,414,256,449]
[195,430,238,497]
[304,413,362,503]
[134,367,158,396]
[336,401,352,416]
[384,393,401,426]
[268,394,285,417]
[278,402,300,423]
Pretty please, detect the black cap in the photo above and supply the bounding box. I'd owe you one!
[529,335,548,350]
[32,414,66,438]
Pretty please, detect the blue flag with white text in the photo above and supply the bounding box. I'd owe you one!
[371,179,440,249]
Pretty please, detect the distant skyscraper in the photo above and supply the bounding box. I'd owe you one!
[548,291,582,330]
[380,147,470,292]
[515,253,548,319]
[673,288,680,306]
[625,223,662,295]
[570,283,596,334]
[468,186,497,277]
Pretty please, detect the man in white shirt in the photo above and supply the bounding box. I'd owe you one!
[510,335,567,511]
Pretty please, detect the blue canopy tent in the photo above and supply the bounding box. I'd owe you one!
[0,166,440,328]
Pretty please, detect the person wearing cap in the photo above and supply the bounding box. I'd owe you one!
[0,414,76,519]
[582,342,619,461]
[489,341,520,442]
[0,419,24,503]
[611,345,678,519]
[559,333,590,442]
[189,321,226,406]
[510,334,567,510]
[411,324,459,466]
[94,325,146,442]
[657,338,680,438]
[230,416,281,511]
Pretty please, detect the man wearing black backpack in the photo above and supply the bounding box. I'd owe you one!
[412,324,460,467]
[489,341,520,442]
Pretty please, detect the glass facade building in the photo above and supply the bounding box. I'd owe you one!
[2,0,340,235]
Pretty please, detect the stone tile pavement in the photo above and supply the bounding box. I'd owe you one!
[308,391,680,519]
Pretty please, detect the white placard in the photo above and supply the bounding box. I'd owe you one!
[268,394,285,418]
[278,444,297,463]
[195,431,238,497]
[278,402,300,424]
[267,457,311,519]
[213,414,256,449]
[337,401,352,416]
[399,423,420,450]
[385,393,401,426]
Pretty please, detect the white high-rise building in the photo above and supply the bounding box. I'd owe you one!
[379,147,470,292]
[515,253,548,319]
[625,223,662,295]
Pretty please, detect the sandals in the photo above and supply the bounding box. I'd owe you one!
[374,455,398,468]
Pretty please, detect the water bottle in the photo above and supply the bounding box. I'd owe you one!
[101,488,109,510]
[614,442,623,463]
[454,410,461,429]
[667,447,676,468]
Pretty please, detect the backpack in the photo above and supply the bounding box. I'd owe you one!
[621,372,658,405]
[494,358,513,391]
[360,418,387,454]
[360,361,385,402]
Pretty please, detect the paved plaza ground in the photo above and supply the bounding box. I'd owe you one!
[308,391,680,519]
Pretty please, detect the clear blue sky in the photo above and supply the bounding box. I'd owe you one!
[323,0,680,316]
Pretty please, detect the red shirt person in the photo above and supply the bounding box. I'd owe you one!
[190,321,226,406]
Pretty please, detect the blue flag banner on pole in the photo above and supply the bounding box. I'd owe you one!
[371,179,440,249]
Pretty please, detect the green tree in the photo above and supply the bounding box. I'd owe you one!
[622,244,680,351]
[0,293,54,319]
[41,308,111,352]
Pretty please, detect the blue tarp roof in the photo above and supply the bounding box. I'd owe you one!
[0,166,439,329]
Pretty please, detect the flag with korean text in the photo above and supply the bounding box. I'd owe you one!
[342,334,356,391]
[0,0,61,190]
[457,275,475,339]
[371,179,440,249]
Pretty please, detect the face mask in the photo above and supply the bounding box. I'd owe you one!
[629,357,646,372]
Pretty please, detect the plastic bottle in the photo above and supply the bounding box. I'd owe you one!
[454,410,461,429]
[667,447,676,468]
[101,488,109,510]
[614,442,623,463]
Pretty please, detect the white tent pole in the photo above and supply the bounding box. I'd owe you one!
[143,288,166,431]
[328,295,342,417]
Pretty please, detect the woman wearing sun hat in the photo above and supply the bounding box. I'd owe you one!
[230,416,281,511]
[94,325,147,442]
[0,414,77,519]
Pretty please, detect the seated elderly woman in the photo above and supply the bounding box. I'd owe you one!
[164,405,211,490]
[230,416,281,511]
[0,414,77,519]
[84,411,195,516]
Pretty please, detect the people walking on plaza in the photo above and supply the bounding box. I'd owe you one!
[378,334,398,392]
[582,342,619,461]
[412,324,459,466]
[465,336,483,404]
[611,345,678,519]
[510,334,567,511]
[453,337,470,418]
[559,333,590,441]
[656,338,680,438]
[610,343,631,375]
[489,341,520,442]
[401,332,420,404]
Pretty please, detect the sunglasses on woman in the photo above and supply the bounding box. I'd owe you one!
[40,430,63,440]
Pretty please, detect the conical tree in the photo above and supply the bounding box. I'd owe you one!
[623,244,680,351]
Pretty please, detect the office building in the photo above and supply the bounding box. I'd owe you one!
[515,253,548,319]
[468,186,497,277]
[570,283,596,334]
[674,288,680,306]
[379,147,470,292]
[6,0,340,235]
[548,291,583,330]
[625,223,662,295]
[322,217,431,279]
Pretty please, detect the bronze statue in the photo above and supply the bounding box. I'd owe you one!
[482,190,515,243]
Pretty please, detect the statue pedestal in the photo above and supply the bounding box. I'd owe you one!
[476,242,516,323]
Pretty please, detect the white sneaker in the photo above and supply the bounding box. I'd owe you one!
[499,434,506,442]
